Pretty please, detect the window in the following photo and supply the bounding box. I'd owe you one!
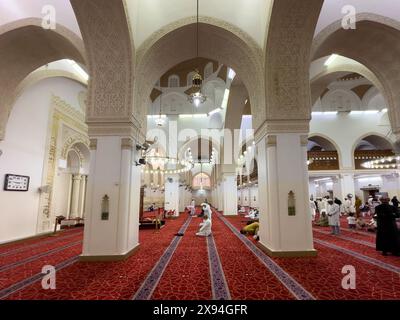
[192,173,211,188]
[168,75,180,88]
[204,62,213,79]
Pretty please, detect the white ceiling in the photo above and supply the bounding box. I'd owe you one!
[125,0,272,48]
[0,0,81,36]
[315,0,400,35]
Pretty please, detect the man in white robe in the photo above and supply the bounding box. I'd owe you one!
[327,199,341,235]
[202,203,212,220]
[309,199,316,221]
[196,214,212,237]
[188,199,196,216]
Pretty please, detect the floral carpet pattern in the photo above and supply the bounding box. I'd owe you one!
[1,211,399,300]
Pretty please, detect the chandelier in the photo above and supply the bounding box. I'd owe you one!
[362,156,400,169]
[155,92,165,127]
[188,0,206,107]
[142,156,194,174]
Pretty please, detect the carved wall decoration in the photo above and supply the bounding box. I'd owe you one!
[134,16,265,132]
[36,95,89,233]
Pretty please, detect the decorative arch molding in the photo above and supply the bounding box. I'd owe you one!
[310,60,383,106]
[351,132,396,169]
[0,18,86,141]
[134,16,265,131]
[308,133,343,169]
[0,18,86,59]
[61,135,90,160]
[311,13,400,135]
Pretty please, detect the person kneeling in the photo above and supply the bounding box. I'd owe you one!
[196,214,212,237]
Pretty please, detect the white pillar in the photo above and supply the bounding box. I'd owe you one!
[78,175,87,218]
[257,132,316,257]
[179,186,185,213]
[70,174,82,218]
[221,173,238,216]
[165,174,180,216]
[81,137,140,261]
[340,173,355,200]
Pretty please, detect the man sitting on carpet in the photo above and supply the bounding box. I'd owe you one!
[315,212,329,227]
[196,214,212,237]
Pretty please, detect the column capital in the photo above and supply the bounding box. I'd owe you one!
[121,137,134,150]
[254,120,310,143]
[87,122,145,144]
[89,138,98,150]
[73,174,82,181]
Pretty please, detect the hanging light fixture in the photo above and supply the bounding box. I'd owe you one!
[188,0,206,107]
[155,92,165,127]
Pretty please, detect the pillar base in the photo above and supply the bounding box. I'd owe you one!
[79,244,140,262]
[257,242,318,258]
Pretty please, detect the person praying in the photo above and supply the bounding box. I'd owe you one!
[196,214,212,237]
[201,203,212,220]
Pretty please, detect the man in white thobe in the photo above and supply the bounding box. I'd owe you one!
[202,203,212,220]
[196,214,212,237]
[309,199,317,221]
[327,199,341,235]
[189,199,196,216]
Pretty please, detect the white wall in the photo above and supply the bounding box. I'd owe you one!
[0,77,86,243]
[310,111,393,169]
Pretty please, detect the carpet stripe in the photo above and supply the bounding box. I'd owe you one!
[0,230,83,257]
[0,240,82,272]
[0,255,79,300]
[206,235,231,300]
[131,216,192,300]
[314,238,400,274]
[341,227,376,237]
[313,229,375,248]
[217,214,315,300]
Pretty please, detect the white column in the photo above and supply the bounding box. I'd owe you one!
[257,132,315,257]
[340,173,355,200]
[78,175,87,218]
[164,174,180,216]
[179,186,185,213]
[221,172,238,216]
[70,174,82,218]
[81,137,140,261]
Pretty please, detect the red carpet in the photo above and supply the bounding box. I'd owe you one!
[212,215,294,300]
[225,215,400,300]
[0,228,83,255]
[2,212,400,300]
[4,216,187,300]
[151,217,212,300]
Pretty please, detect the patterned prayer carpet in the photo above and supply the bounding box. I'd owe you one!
[1,211,400,300]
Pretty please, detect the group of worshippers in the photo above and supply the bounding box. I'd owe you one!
[311,194,400,256]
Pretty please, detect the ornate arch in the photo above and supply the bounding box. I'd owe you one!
[312,13,400,135]
[0,18,86,141]
[134,16,265,131]
[310,58,383,105]
[308,133,343,169]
